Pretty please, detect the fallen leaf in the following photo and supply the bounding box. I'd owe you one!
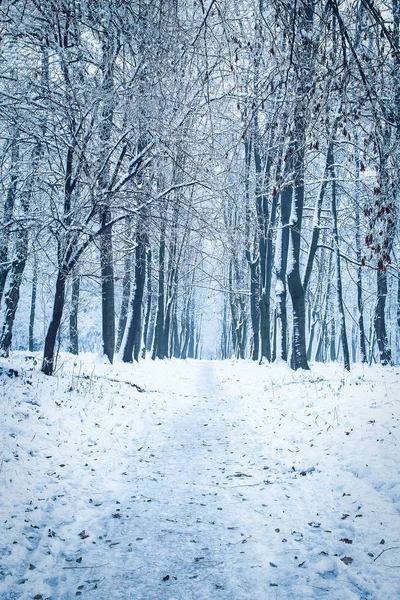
[340,556,353,565]
[78,530,89,539]
[340,538,353,544]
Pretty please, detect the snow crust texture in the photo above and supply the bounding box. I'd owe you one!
[1,354,399,600]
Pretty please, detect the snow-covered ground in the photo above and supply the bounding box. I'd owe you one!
[0,354,399,600]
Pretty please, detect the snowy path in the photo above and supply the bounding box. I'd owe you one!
[1,356,400,599]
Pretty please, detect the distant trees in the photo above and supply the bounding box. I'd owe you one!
[0,0,398,373]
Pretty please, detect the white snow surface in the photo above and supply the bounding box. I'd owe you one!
[1,354,400,600]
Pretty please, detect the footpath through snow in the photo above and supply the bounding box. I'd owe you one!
[1,355,400,600]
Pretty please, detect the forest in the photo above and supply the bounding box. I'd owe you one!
[0,0,399,374]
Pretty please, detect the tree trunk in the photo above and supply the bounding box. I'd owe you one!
[0,129,19,305]
[306,252,325,360]
[100,210,115,362]
[284,0,315,371]
[397,276,400,364]
[41,269,67,375]
[98,33,116,364]
[116,218,132,353]
[122,227,147,363]
[152,220,166,359]
[188,297,196,359]
[303,138,335,293]
[69,267,80,355]
[374,269,392,365]
[244,136,260,361]
[329,144,350,370]
[274,185,290,361]
[172,309,181,358]
[354,142,367,362]
[249,260,260,360]
[28,254,37,352]
[0,228,29,356]
[142,248,152,358]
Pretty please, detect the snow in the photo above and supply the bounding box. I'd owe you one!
[1,354,400,600]
[287,234,295,276]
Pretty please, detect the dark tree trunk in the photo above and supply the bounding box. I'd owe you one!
[260,188,278,361]
[274,186,290,362]
[315,250,333,362]
[220,299,229,359]
[172,309,181,358]
[180,300,190,361]
[98,32,116,364]
[0,130,19,305]
[303,139,334,293]
[69,267,80,355]
[28,255,38,352]
[122,227,147,363]
[0,228,29,357]
[41,269,67,375]
[374,269,392,365]
[284,0,315,371]
[142,248,152,358]
[329,145,350,370]
[306,252,325,360]
[228,263,238,356]
[287,135,309,367]
[397,276,400,363]
[249,260,259,360]
[354,145,367,362]
[330,304,336,361]
[100,209,115,363]
[188,298,195,359]
[162,213,179,358]
[244,136,260,361]
[152,220,166,359]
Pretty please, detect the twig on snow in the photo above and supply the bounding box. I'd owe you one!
[77,374,145,392]
[63,563,109,569]
[373,547,400,562]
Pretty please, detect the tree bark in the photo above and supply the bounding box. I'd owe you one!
[374,269,392,365]
[41,269,67,375]
[152,219,166,359]
[122,225,147,363]
[28,254,37,352]
[285,0,314,371]
[116,218,132,353]
[0,228,29,356]
[329,144,350,370]
[354,142,367,362]
[98,33,116,364]
[274,185,290,362]
[142,248,152,358]
[0,129,19,305]
[69,267,80,355]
